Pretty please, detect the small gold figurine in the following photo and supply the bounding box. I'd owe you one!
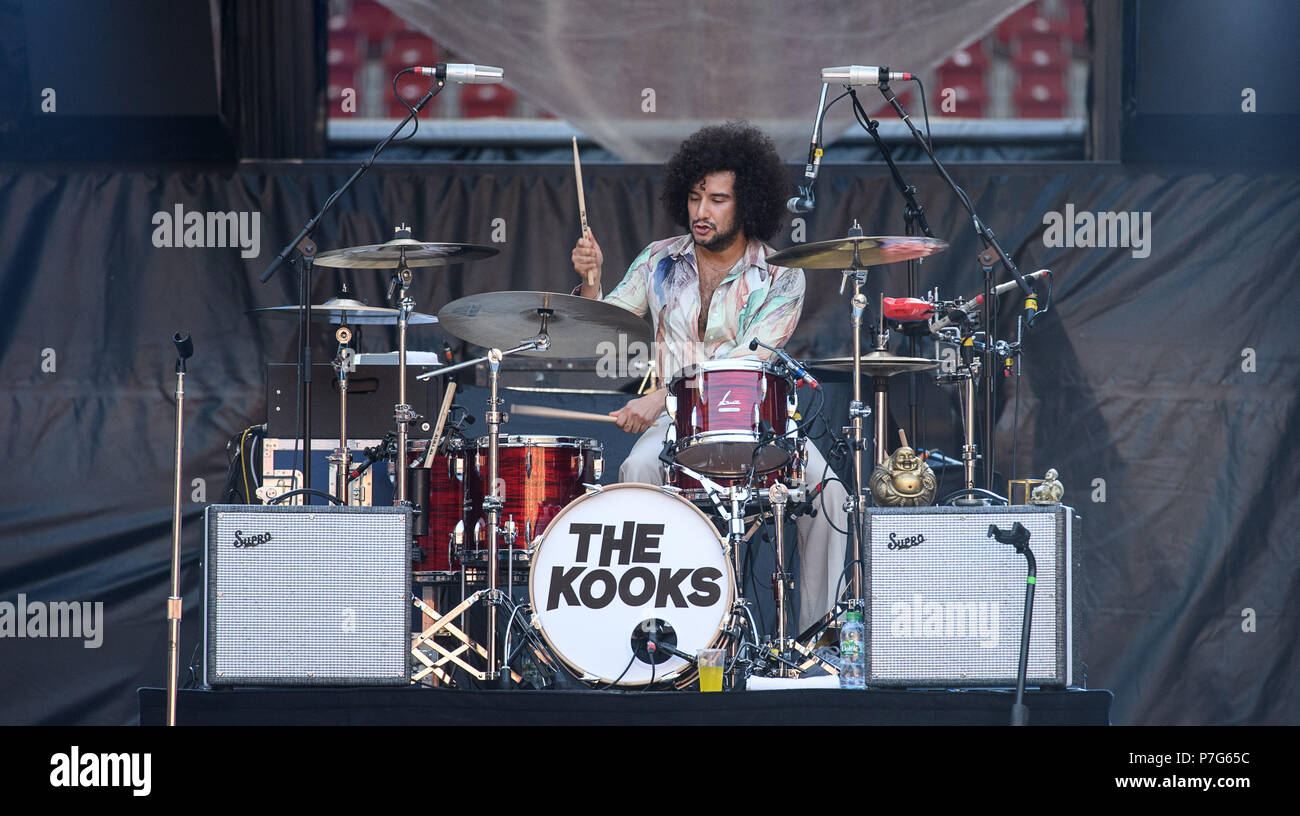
[1029,468,1065,505]
[870,431,937,507]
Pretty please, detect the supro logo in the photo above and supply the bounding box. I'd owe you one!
[887,531,925,550]
[232,530,271,549]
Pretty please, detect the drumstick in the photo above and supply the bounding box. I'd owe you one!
[510,403,617,424]
[422,382,457,467]
[572,136,590,238]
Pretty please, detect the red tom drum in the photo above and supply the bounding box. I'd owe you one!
[667,358,795,477]
[466,435,603,563]
[406,438,476,579]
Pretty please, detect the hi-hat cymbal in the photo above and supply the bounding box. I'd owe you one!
[766,236,948,269]
[313,237,499,269]
[438,291,652,358]
[248,296,438,325]
[806,351,938,377]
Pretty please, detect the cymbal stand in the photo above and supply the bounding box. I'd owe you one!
[388,238,417,506]
[329,325,354,505]
[417,332,550,684]
[837,220,872,609]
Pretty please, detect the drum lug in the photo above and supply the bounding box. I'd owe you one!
[583,483,605,494]
[691,405,699,431]
[665,393,677,415]
[594,456,604,481]
[525,517,533,544]
[525,447,533,478]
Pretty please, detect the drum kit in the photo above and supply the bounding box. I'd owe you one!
[246,215,1046,691]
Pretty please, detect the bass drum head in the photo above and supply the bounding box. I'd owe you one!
[529,483,732,686]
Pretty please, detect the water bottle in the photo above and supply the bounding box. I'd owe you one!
[839,611,866,689]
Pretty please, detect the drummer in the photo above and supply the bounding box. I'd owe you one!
[571,121,848,630]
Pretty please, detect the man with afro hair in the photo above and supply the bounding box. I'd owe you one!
[571,121,848,630]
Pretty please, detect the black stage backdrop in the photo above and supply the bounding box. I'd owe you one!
[0,160,1296,725]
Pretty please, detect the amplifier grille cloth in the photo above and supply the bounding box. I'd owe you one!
[868,509,1065,684]
[206,507,409,684]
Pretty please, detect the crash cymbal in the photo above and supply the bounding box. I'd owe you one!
[766,235,948,269]
[438,291,652,358]
[313,237,499,269]
[806,350,938,377]
[248,297,438,325]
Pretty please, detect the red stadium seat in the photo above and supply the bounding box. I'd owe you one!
[947,40,989,72]
[460,84,517,118]
[1014,70,1067,117]
[934,72,988,118]
[327,67,360,118]
[327,31,364,72]
[1013,31,1068,71]
[1066,0,1087,46]
[349,0,405,45]
[996,3,1042,44]
[384,30,438,73]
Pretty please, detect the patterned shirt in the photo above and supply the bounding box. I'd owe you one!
[601,234,805,380]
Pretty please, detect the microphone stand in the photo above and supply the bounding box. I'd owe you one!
[258,70,447,502]
[875,75,1031,492]
[166,332,194,727]
[847,89,935,448]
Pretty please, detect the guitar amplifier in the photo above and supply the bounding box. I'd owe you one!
[203,505,412,686]
[863,505,1082,688]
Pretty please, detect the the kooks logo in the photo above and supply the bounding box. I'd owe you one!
[546,522,723,611]
[49,746,151,796]
[1042,204,1152,259]
[887,531,925,550]
[232,530,271,548]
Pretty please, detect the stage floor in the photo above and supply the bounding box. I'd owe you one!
[138,686,1112,726]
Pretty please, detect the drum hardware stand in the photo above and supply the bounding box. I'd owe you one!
[410,590,520,687]
[329,325,354,505]
[876,77,1036,491]
[258,73,445,496]
[836,223,873,610]
[936,320,989,506]
[166,331,193,727]
[386,230,421,506]
[417,332,550,684]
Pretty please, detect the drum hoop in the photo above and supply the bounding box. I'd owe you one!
[475,435,602,450]
[527,482,735,687]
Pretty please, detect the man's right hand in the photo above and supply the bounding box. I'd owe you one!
[571,233,603,299]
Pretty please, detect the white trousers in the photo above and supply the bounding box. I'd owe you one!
[618,414,849,631]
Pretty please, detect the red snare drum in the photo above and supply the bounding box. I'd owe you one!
[406,439,475,580]
[465,435,603,563]
[667,359,795,477]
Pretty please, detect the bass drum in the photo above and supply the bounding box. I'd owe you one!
[529,484,733,687]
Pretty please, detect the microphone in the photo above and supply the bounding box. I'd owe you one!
[646,639,696,664]
[749,338,819,389]
[821,65,914,86]
[787,82,830,214]
[786,193,815,214]
[930,269,1050,334]
[412,63,504,84]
